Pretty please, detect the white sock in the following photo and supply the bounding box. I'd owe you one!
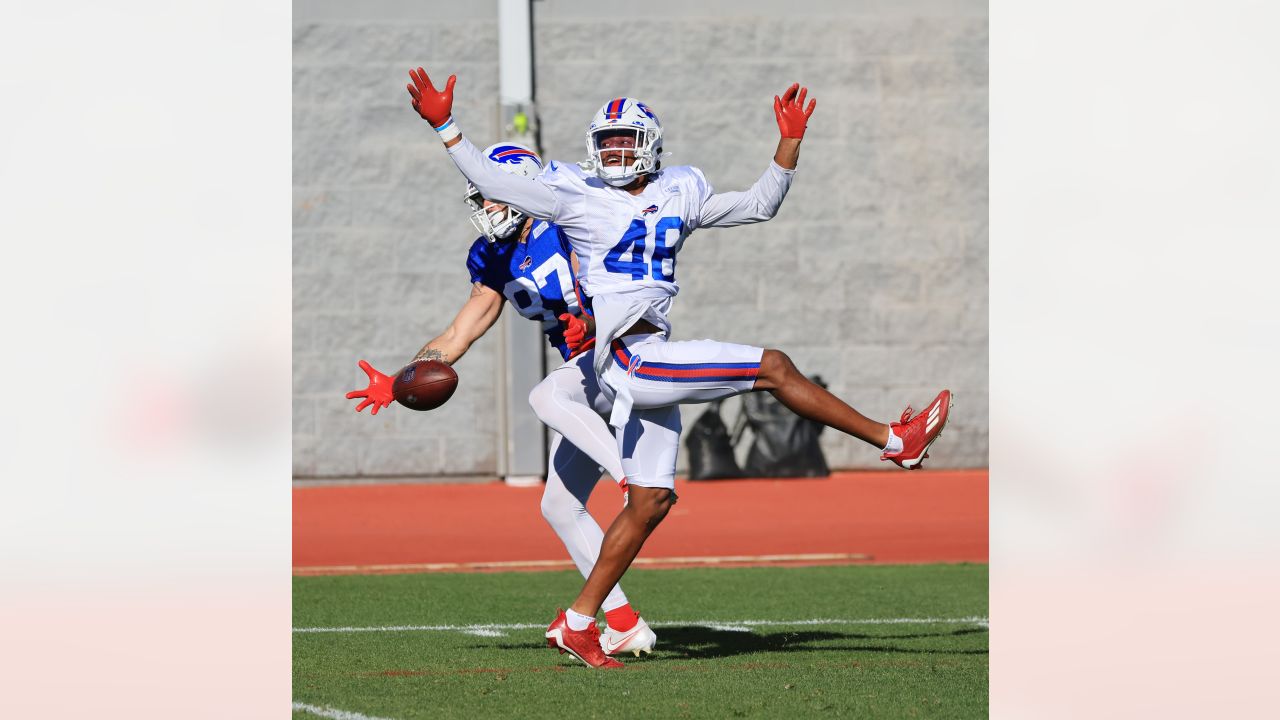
[883,427,903,454]
[566,609,596,631]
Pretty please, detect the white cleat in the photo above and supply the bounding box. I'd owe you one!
[600,616,658,657]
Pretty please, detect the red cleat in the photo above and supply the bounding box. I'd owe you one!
[545,609,624,669]
[882,389,953,470]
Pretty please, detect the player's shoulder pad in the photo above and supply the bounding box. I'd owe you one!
[655,165,710,195]
[542,160,589,181]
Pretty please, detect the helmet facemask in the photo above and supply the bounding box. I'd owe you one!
[465,183,525,242]
[465,142,542,241]
[588,127,661,187]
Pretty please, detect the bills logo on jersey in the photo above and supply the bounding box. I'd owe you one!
[519,256,533,271]
[627,355,643,378]
[642,204,659,215]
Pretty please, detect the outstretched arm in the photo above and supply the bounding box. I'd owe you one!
[697,83,816,228]
[345,283,504,415]
[413,282,505,365]
[407,67,559,219]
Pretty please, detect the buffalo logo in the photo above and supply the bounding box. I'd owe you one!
[642,204,659,215]
[635,101,658,122]
[488,145,543,168]
[519,256,533,271]
[626,355,642,378]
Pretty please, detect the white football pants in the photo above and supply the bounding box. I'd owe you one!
[604,333,764,490]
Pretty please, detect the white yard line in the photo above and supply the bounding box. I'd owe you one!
[293,616,988,634]
[292,701,398,720]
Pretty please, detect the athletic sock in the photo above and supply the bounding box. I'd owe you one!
[604,603,639,632]
[883,427,903,455]
[565,608,596,632]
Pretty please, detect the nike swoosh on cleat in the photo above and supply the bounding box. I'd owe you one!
[604,628,643,654]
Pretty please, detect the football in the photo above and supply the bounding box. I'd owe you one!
[392,360,458,411]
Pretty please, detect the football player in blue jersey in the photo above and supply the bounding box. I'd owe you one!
[407,67,955,669]
[345,142,659,657]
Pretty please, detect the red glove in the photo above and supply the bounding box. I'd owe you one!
[559,313,595,358]
[773,83,817,140]
[345,359,395,415]
[619,476,629,508]
[406,67,456,127]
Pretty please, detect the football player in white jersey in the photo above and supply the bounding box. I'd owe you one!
[344,142,658,659]
[407,68,953,669]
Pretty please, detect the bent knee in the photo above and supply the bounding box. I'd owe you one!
[759,349,797,381]
[540,492,581,526]
[528,380,552,411]
[627,486,676,526]
[528,379,566,422]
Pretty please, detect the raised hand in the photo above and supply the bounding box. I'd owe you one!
[773,83,817,140]
[406,67,456,127]
[345,359,396,415]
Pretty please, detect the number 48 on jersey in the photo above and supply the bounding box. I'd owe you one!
[604,217,684,282]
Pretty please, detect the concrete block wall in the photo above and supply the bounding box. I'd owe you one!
[293,2,506,478]
[293,0,988,477]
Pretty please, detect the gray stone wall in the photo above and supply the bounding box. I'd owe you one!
[293,2,506,478]
[293,0,987,477]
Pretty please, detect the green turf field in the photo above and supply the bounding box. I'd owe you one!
[293,564,987,719]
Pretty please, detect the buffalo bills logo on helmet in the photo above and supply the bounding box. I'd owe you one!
[488,145,543,168]
[635,101,658,122]
[519,256,533,271]
[626,355,643,378]
[642,204,659,215]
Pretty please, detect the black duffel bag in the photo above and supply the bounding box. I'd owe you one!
[684,399,744,480]
[736,375,830,478]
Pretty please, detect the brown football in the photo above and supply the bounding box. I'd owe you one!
[392,360,458,411]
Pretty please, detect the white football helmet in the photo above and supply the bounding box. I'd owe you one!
[465,142,543,242]
[583,97,663,187]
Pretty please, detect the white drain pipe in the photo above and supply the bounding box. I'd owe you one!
[496,0,545,487]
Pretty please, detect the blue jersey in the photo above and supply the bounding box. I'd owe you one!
[467,219,582,360]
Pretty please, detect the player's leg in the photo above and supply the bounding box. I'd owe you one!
[528,352,627,485]
[566,405,680,621]
[540,432,660,662]
[752,349,889,447]
[612,335,951,468]
[540,432,627,607]
[545,409,675,666]
[752,349,951,467]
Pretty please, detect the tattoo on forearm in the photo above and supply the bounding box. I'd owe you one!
[414,347,448,364]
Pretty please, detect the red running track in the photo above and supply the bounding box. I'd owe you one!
[293,470,987,575]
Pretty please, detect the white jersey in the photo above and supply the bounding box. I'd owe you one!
[537,161,703,298]
[446,136,796,378]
